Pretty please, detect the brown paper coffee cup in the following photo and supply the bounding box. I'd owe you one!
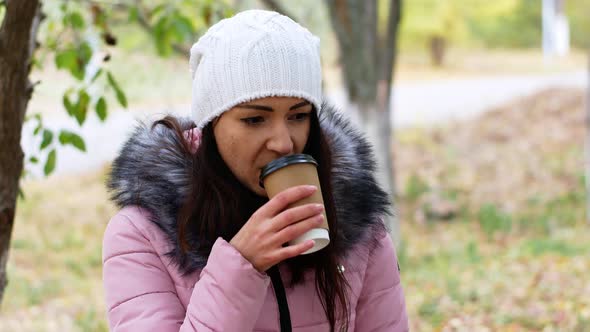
[260,154,330,254]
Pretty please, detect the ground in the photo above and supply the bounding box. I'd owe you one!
[2,86,588,331]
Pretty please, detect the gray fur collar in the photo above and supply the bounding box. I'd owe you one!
[107,102,391,274]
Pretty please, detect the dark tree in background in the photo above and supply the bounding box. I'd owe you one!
[325,0,402,193]
[0,0,43,303]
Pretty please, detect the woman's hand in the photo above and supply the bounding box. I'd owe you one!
[229,185,325,272]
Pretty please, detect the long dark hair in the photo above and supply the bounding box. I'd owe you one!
[154,108,350,331]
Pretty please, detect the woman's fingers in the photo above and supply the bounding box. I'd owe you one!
[272,213,323,246]
[274,239,316,262]
[257,185,317,218]
[271,203,324,231]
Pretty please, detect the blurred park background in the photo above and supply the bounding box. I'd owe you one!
[1,0,589,331]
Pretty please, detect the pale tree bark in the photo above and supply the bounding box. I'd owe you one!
[325,0,402,245]
[0,0,42,304]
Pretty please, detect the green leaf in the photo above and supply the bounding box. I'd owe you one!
[106,72,127,108]
[63,94,75,116]
[73,90,90,125]
[29,156,39,164]
[174,13,195,37]
[40,129,53,150]
[44,149,56,176]
[78,42,92,67]
[67,12,85,29]
[56,43,93,81]
[58,131,69,145]
[55,48,84,80]
[90,68,103,83]
[153,16,172,56]
[59,130,86,152]
[69,134,86,152]
[95,97,107,121]
[33,123,42,136]
[55,49,77,71]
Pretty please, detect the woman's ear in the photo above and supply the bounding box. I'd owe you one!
[183,127,202,154]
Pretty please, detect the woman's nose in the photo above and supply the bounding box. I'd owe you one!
[266,123,294,155]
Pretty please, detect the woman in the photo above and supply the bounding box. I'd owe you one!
[103,9,408,332]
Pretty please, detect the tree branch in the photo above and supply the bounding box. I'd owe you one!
[258,0,296,21]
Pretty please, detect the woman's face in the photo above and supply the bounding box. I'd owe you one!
[213,96,313,196]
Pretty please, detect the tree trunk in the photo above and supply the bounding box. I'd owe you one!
[586,51,590,226]
[0,0,42,304]
[326,0,402,244]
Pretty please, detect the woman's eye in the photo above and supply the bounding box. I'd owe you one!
[241,116,265,125]
[290,113,310,121]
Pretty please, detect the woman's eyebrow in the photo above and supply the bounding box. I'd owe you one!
[289,100,311,110]
[236,100,311,112]
[235,104,273,112]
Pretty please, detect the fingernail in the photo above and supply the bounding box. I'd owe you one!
[315,214,324,224]
[306,185,317,192]
[313,204,324,212]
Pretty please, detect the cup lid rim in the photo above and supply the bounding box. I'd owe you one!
[259,154,318,183]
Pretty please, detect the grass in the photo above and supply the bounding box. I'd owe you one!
[3,145,589,331]
[3,71,590,331]
[394,87,590,331]
[1,167,115,332]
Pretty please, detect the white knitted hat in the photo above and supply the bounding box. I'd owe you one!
[189,10,322,129]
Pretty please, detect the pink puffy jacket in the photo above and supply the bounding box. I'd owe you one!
[103,206,408,331]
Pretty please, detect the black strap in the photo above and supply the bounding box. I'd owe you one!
[268,265,292,332]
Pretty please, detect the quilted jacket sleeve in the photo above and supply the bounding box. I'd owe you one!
[354,231,409,331]
[102,209,271,332]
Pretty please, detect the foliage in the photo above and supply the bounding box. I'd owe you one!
[399,0,469,47]
[26,1,128,178]
[399,0,590,50]
[124,0,234,56]
[22,0,233,181]
[393,88,590,330]
[466,0,542,48]
[565,0,590,49]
